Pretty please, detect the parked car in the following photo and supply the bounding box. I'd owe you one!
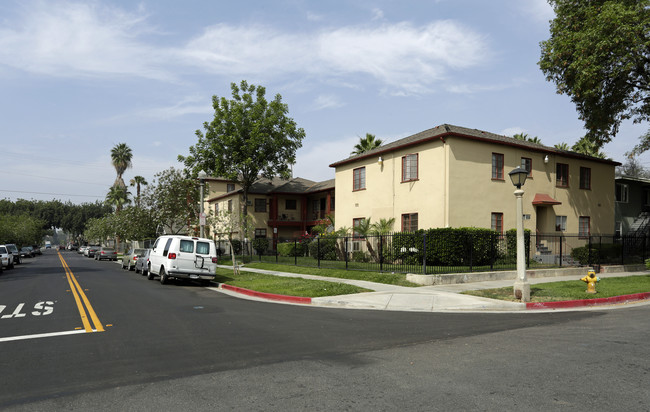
[134,249,152,276]
[5,244,20,266]
[78,246,87,254]
[85,246,99,258]
[0,245,11,270]
[147,235,218,285]
[31,245,42,255]
[121,248,147,271]
[95,247,117,261]
[20,247,34,258]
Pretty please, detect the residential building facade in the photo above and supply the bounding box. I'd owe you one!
[203,176,335,248]
[330,124,619,237]
[614,175,650,236]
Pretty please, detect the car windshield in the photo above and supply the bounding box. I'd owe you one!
[0,247,7,253]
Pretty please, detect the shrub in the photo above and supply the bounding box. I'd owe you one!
[252,238,269,255]
[571,243,622,265]
[277,242,301,257]
[231,239,242,255]
[352,250,370,263]
[391,227,504,267]
[308,236,337,261]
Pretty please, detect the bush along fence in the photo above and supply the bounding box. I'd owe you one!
[215,229,650,275]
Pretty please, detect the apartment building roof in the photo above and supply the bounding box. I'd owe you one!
[329,124,621,168]
[207,177,335,202]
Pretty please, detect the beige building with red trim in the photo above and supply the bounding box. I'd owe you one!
[329,124,619,237]
[203,176,335,245]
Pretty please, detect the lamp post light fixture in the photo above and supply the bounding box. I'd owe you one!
[198,170,207,238]
[508,167,530,302]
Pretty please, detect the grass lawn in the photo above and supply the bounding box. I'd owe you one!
[463,275,650,302]
[214,268,370,297]
[236,262,420,287]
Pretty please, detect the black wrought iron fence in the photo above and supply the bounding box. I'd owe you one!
[217,232,650,274]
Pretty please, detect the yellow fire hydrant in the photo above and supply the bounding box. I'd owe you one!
[580,270,600,294]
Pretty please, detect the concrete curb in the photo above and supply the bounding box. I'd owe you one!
[526,292,650,310]
[219,284,312,304]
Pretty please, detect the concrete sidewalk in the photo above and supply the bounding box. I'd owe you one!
[213,265,650,313]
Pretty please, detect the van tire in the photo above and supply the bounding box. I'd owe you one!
[159,267,168,284]
[147,265,155,280]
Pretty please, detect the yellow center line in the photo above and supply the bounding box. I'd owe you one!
[58,252,105,333]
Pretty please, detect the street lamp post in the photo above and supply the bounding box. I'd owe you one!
[198,170,207,238]
[509,167,530,302]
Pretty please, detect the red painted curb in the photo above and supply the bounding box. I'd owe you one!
[220,284,312,304]
[526,292,650,310]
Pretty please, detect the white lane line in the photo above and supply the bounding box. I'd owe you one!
[0,329,88,343]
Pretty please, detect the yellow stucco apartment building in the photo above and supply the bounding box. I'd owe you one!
[329,124,619,237]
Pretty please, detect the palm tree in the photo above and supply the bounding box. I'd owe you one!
[355,218,378,261]
[351,133,383,156]
[572,138,607,159]
[513,133,542,144]
[129,175,148,207]
[371,217,395,235]
[110,143,133,188]
[554,142,570,151]
[105,186,131,213]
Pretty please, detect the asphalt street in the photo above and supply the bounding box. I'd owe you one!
[0,250,647,411]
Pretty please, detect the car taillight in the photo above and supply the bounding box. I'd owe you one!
[211,257,218,263]
[133,256,138,261]
[168,253,176,260]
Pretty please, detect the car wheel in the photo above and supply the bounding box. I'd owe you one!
[17,257,21,265]
[121,261,126,269]
[8,262,13,270]
[134,266,140,274]
[147,265,154,280]
[128,262,133,271]
[159,267,168,284]
[142,269,148,277]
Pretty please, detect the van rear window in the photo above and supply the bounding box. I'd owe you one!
[179,240,194,253]
[196,242,210,255]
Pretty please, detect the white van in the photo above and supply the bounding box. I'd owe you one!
[147,235,218,285]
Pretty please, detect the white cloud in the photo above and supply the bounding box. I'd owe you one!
[0,2,491,95]
[311,94,346,110]
[501,127,525,137]
[0,1,173,80]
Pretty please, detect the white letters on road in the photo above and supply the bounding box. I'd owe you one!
[0,302,55,319]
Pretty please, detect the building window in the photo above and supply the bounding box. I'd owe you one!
[285,199,297,210]
[254,229,267,238]
[580,167,591,190]
[556,216,567,231]
[214,203,219,214]
[492,153,504,180]
[615,221,622,238]
[401,213,418,232]
[353,167,366,191]
[402,154,418,182]
[616,183,629,203]
[521,157,532,177]
[227,183,235,193]
[556,163,569,187]
[579,216,590,238]
[254,198,266,213]
[353,218,364,237]
[227,199,232,212]
[491,213,503,234]
[330,196,335,211]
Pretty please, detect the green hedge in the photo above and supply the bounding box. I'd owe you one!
[308,236,337,260]
[390,228,525,266]
[277,242,304,257]
[571,243,622,265]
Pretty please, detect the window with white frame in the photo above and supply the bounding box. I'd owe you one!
[615,183,629,203]
[556,215,567,231]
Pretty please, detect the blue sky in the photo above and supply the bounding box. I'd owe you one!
[1,0,646,204]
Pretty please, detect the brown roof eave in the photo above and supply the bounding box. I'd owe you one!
[328,135,445,168]
[329,129,621,168]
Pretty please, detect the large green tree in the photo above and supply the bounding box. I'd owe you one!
[539,0,650,148]
[179,80,305,216]
[141,167,199,235]
[110,143,133,188]
[351,133,383,155]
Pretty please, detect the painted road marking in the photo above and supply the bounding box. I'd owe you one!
[0,329,86,343]
[58,252,104,333]
[0,255,105,343]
